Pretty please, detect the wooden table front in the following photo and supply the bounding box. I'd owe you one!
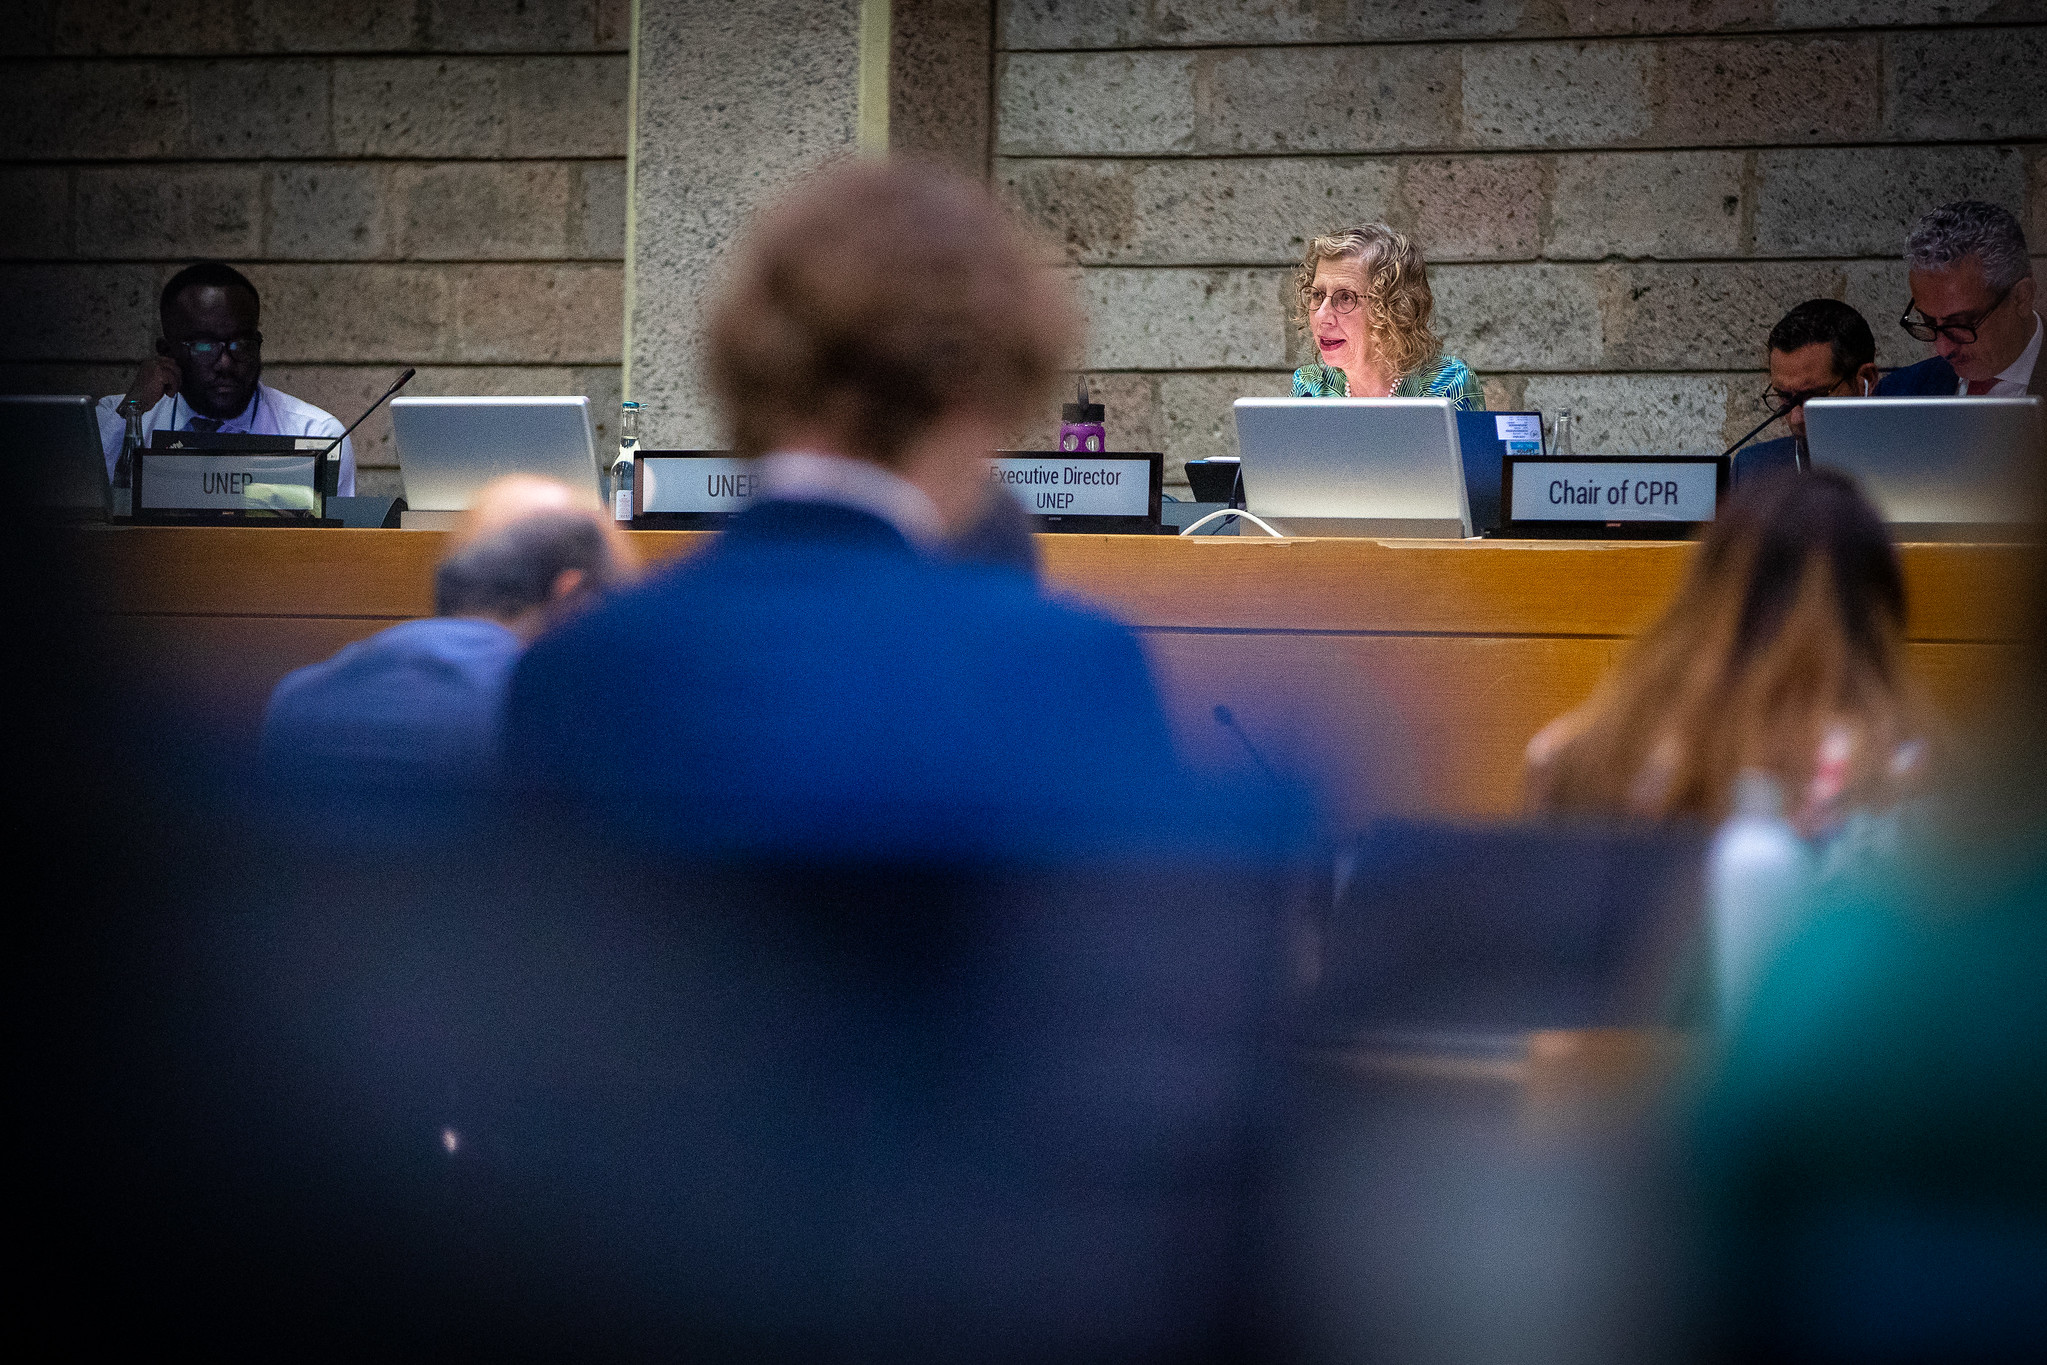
[73,527,2033,824]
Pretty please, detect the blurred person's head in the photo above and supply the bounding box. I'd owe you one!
[1902,200,2036,384]
[1764,299,1879,443]
[158,261,263,421]
[706,158,1077,536]
[435,476,629,639]
[1527,470,1925,834]
[1290,224,1440,391]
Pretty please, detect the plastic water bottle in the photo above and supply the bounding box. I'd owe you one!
[1059,377,1105,453]
[1707,771,1814,1028]
[108,398,141,521]
[1551,407,1575,457]
[612,400,638,523]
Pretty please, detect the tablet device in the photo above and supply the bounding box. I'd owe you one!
[1804,396,2043,538]
[391,396,602,511]
[1232,397,1471,537]
[0,394,105,513]
[1454,410,1544,534]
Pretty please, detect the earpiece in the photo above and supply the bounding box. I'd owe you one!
[1861,379,1870,395]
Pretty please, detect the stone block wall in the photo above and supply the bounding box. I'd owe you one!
[995,1,2047,484]
[0,0,628,499]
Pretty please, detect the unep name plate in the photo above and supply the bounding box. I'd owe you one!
[138,447,323,513]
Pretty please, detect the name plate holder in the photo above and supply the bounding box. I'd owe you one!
[631,450,1166,535]
[632,450,753,528]
[140,431,334,525]
[993,451,1162,534]
[1500,454,1727,539]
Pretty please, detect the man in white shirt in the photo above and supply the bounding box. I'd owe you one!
[95,261,355,494]
[1880,200,2043,402]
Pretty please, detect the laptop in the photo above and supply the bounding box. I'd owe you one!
[1804,395,2043,539]
[0,395,106,514]
[1232,397,1472,537]
[390,396,602,513]
[1454,410,1545,534]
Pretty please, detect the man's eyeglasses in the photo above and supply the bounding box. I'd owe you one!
[1756,381,1845,414]
[1899,282,2012,344]
[1302,286,1362,315]
[172,335,262,360]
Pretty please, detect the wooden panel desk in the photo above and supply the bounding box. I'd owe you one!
[73,527,2034,823]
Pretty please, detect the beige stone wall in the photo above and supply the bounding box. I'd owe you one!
[0,0,629,499]
[995,1,2047,486]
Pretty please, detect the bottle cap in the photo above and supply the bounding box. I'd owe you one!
[1061,376,1104,424]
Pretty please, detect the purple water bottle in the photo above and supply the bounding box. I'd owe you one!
[1059,376,1105,454]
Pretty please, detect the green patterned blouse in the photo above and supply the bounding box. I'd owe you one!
[1292,355,1486,409]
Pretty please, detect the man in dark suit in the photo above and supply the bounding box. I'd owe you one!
[1736,299,1881,485]
[1878,200,2042,401]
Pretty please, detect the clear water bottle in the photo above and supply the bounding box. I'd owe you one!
[1059,377,1105,453]
[108,397,141,521]
[1708,771,1814,1028]
[1550,407,1575,457]
[612,400,638,523]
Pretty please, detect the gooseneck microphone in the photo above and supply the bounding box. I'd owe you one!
[1719,402,1791,462]
[1214,705,1279,783]
[317,367,416,495]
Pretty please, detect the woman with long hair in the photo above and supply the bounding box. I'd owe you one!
[1525,468,1927,837]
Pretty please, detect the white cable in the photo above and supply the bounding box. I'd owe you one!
[1178,508,1286,538]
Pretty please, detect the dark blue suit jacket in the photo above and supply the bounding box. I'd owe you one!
[503,499,1193,863]
[1734,434,1801,486]
[1876,355,1959,396]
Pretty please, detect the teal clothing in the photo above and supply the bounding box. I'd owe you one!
[1291,355,1486,410]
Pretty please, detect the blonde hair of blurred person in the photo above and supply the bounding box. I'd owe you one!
[1525,469,1928,837]
[705,157,1076,535]
[1288,224,1485,409]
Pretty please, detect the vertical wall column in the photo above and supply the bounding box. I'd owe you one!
[626,0,868,448]
[625,0,992,448]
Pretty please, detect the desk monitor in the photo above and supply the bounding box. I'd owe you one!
[1232,397,1471,538]
[1804,395,2043,538]
[390,396,601,511]
[0,394,105,513]
[1454,410,1544,534]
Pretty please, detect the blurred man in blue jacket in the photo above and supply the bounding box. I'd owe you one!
[264,475,627,791]
[503,164,1191,864]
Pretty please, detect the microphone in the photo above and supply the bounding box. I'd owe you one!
[317,367,416,495]
[1214,705,1278,783]
[1719,403,1790,461]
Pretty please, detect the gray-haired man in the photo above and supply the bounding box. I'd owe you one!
[1880,200,2042,399]
[261,476,630,788]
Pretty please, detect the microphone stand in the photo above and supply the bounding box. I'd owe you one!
[317,367,417,499]
[1719,401,1811,473]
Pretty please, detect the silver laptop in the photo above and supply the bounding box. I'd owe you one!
[0,394,106,512]
[1804,396,2043,538]
[390,396,601,512]
[1232,396,1472,537]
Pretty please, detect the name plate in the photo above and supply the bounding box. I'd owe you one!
[138,445,323,513]
[1503,455,1725,527]
[639,453,759,514]
[991,454,1152,517]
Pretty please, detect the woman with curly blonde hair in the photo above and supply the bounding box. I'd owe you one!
[1291,224,1484,408]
